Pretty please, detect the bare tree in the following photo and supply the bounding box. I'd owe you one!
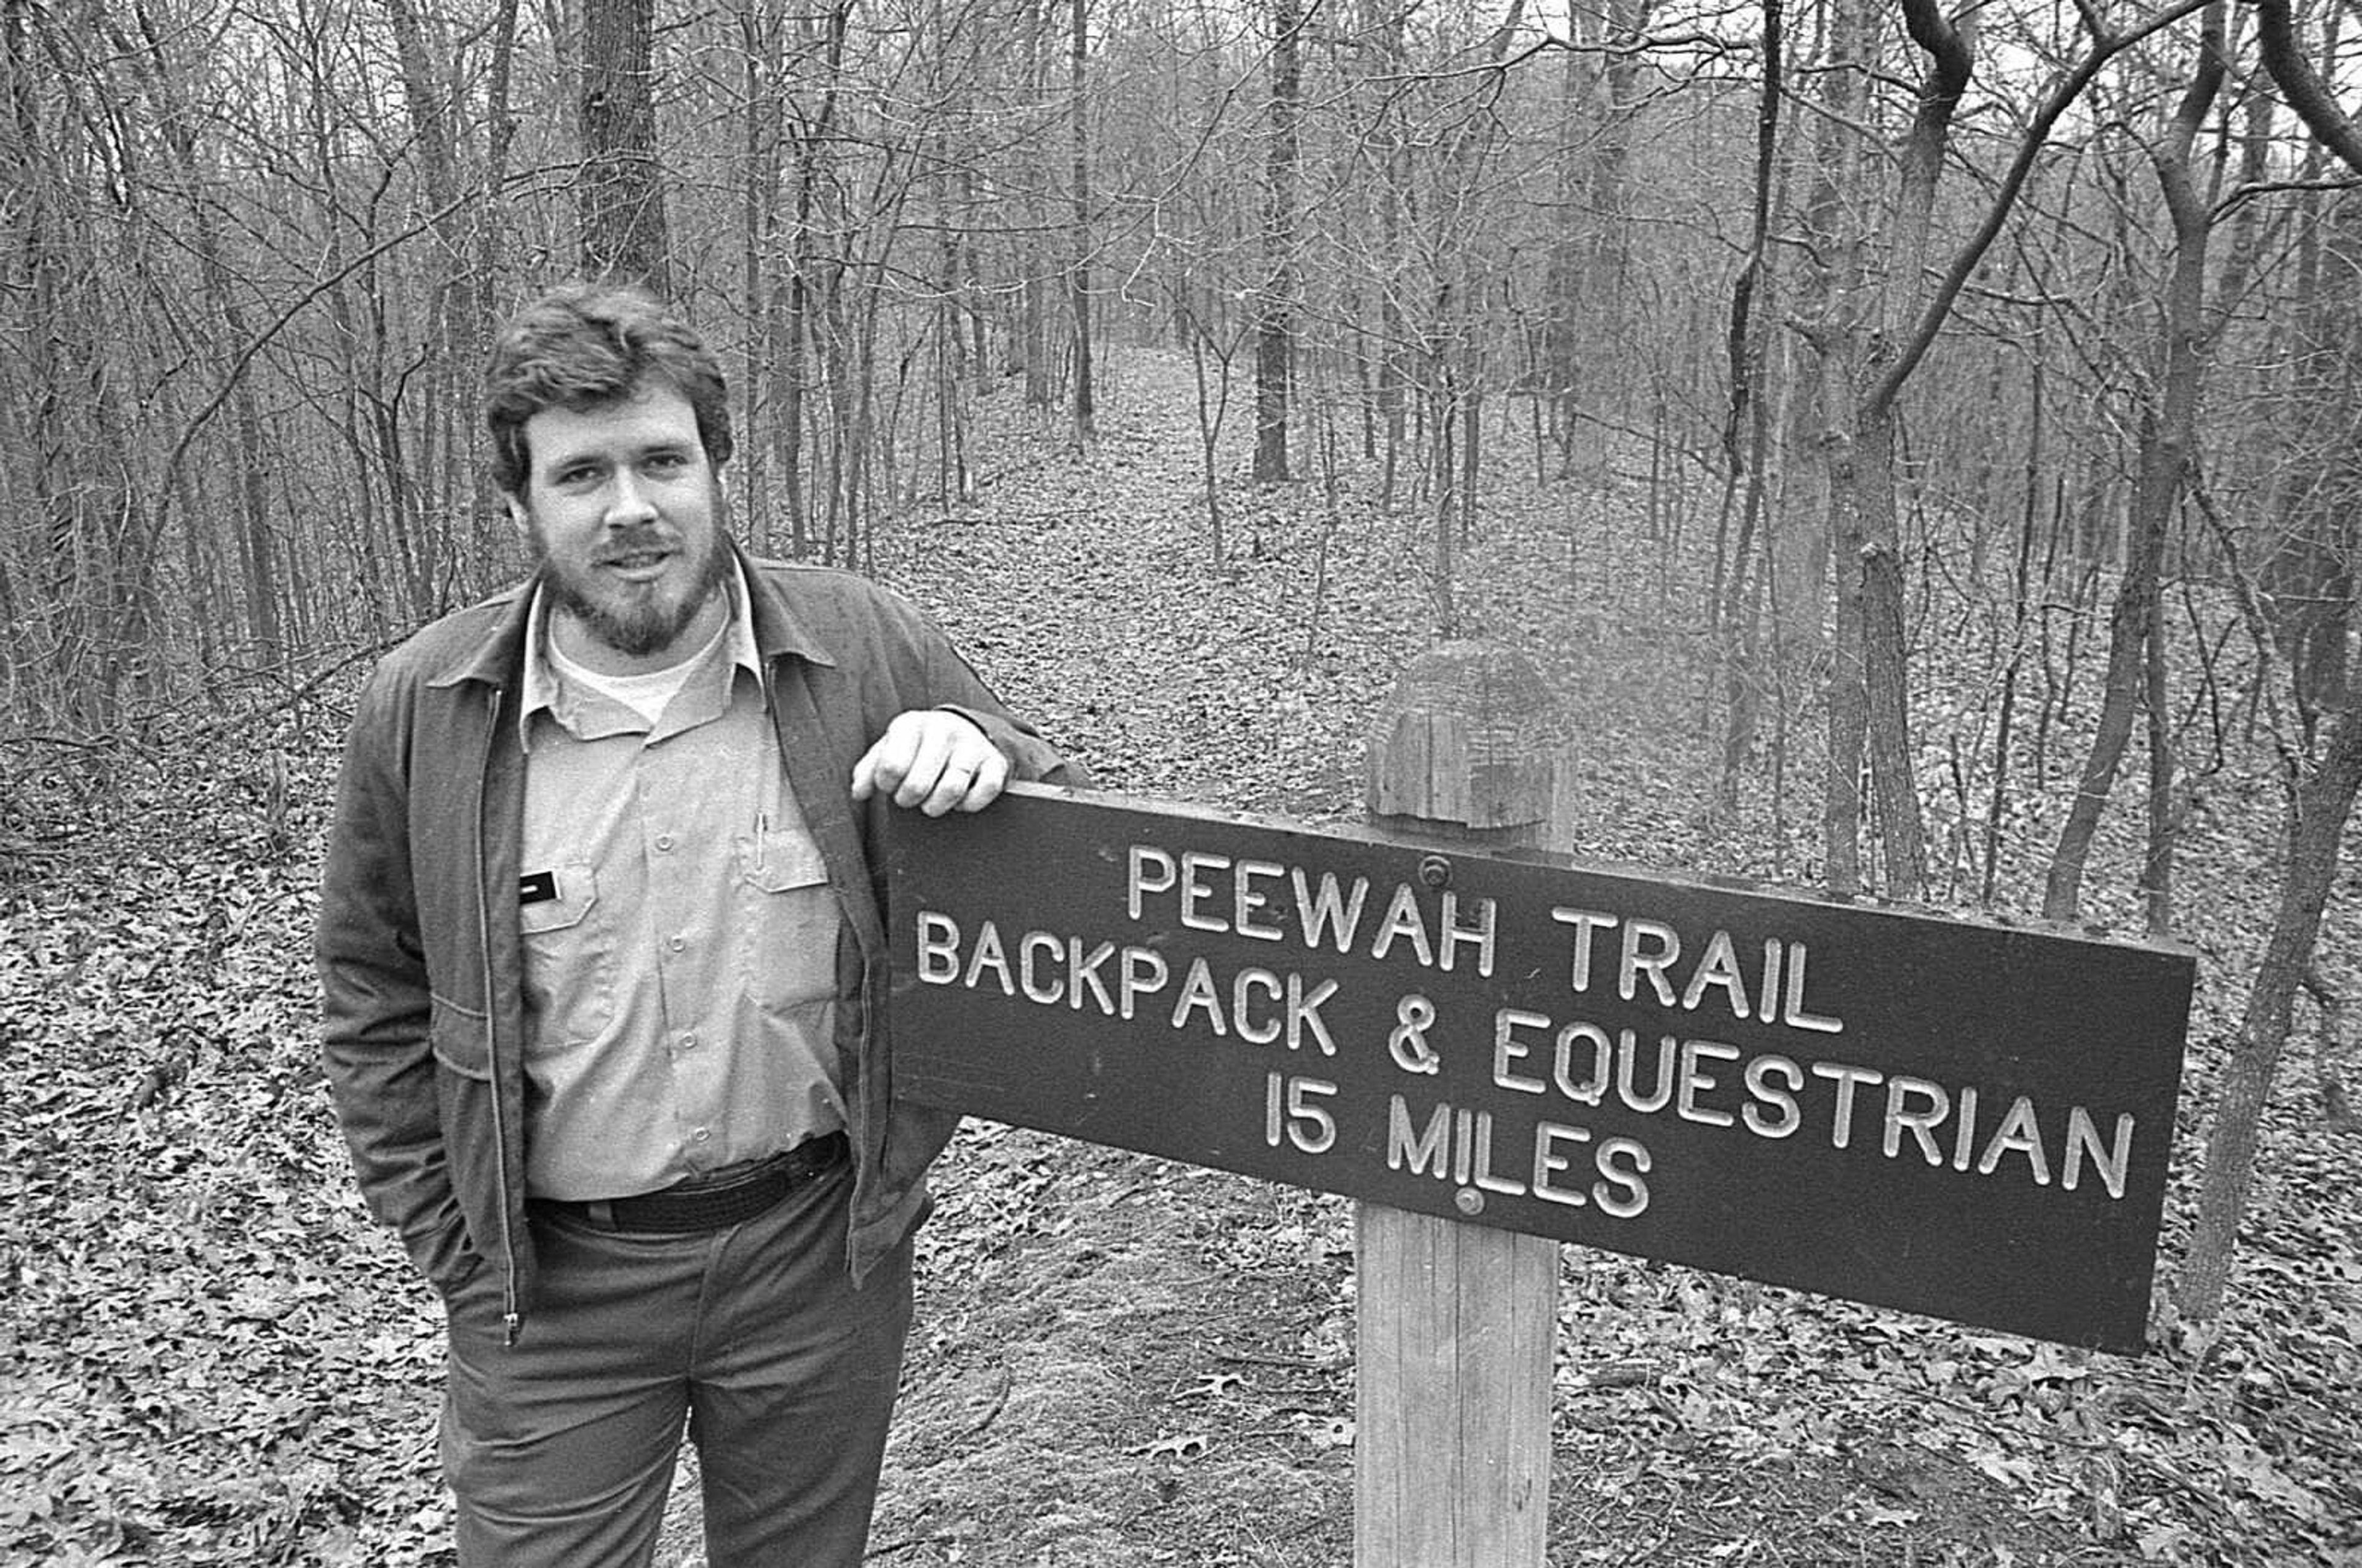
[2042,7,2229,931]
[2177,0,2362,1322]
[2179,704,2362,1318]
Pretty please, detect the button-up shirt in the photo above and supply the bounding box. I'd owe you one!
[514,564,845,1200]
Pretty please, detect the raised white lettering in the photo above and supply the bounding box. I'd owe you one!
[1978,1095,2051,1185]
[1387,1095,1451,1177]
[1742,1053,1803,1137]
[1680,930,1752,1019]
[1551,907,1618,992]
[1471,1112,1527,1196]
[1554,1023,1612,1105]
[1882,1075,1950,1164]
[1370,883,1435,968]
[1783,942,1844,1033]
[1234,859,1287,941]
[1019,930,1064,1005]
[1119,947,1169,1019]
[1530,1121,1593,1207]
[1171,957,1227,1035]
[1620,918,1680,1006]
[1126,845,1175,921]
[2062,1107,2133,1199]
[916,911,960,984]
[1677,1038,1741,1127]
[1493,1009,1552,1095]
[964,920,1014,995]
[1811,1061,1883,1149]
[1294,869,1371,953]
[1438,893,1497,976]
[1285,974,1340,1055]
[1233,968,1283,1045]
[1068,939,1116,1014]
[1593,1137,1652,1217]
[1618,1030,1676,1114]
[1179,852,1231,933]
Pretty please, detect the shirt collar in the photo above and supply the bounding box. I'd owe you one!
[519,554,763,747]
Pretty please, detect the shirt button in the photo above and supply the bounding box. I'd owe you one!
[655,834,676,852]
[691,1127,711,1142]
[667,935,687,953]
[679,1032,698,1051]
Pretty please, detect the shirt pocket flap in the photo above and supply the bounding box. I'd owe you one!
[741,830,830,894]
[519,862,598,936]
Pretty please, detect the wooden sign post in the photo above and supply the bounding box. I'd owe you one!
[1356,643,1562,1567]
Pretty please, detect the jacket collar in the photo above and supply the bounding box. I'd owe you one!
[425,582,533,691]
[733,541,837,671]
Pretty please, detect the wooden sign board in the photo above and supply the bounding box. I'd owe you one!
[886,783,2196,1353]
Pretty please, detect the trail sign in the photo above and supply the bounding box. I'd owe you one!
[887,782,2195,1353]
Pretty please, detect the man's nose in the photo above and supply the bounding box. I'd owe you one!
[605,469,657,525]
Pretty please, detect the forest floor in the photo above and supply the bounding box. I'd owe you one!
[4,348,2360,1567]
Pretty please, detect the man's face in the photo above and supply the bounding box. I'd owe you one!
[507,383,728,669]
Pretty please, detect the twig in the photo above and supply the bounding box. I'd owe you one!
[864,1530,958,1560]
[959,1372,1011,1440]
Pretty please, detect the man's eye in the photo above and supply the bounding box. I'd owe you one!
[646,452,690,474]
[553,466,600,487]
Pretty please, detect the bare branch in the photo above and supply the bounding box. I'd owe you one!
[1869,0,2216,414]
[2254,0,2362,175]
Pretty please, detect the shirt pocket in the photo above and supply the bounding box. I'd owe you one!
[736,829,841,1009]
[517,861,616,1045]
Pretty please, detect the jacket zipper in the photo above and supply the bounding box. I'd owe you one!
[478,683,522,1347]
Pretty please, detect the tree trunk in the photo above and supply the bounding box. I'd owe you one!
[1020,0,1053,407]
[1854,402,1925,894]
[740,0,783,547]
[2178,702,2362,1318]
[382,0,485,599]
[579,0,670,292]
[1373,0,1407,504]
[2043,6,2224,923]
[1069,0,1095,440]
[776,0,853,555]
[1582,0,1646,424]
[125,11,281,663]
[1791,0,1875,893]
[2,0,87,720]
[1251,0,1300,484]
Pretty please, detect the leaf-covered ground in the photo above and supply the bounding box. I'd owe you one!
[4,349,2358,1566]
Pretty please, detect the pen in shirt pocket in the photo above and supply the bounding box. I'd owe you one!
[754,811,769,869]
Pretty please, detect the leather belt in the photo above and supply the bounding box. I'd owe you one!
[530,1131,848,1234]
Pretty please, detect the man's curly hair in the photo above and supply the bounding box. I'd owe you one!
[484,282,734,497]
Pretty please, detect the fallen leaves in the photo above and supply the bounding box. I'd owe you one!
[8,348,2361,1567]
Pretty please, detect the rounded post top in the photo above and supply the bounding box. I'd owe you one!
[1364,640,1563,835]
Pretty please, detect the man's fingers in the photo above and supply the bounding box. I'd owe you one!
[921,744,1009,817]
[956,748,1011,813]
[851,712,1009,814]
[893,723,956,809]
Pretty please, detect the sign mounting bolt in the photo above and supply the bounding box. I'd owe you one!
[1419,854,1452,890]
[1455,1187,1484,1216]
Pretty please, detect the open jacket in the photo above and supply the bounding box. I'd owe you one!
[317,551,1078,1343]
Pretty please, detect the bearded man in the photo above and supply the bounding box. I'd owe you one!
[316,282,1080,1567]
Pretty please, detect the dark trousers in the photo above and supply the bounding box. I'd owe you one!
[439,1166,913,1568]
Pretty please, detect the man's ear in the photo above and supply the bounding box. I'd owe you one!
[504,490,530,541]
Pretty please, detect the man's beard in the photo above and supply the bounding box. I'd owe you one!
[530,518,731,661]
